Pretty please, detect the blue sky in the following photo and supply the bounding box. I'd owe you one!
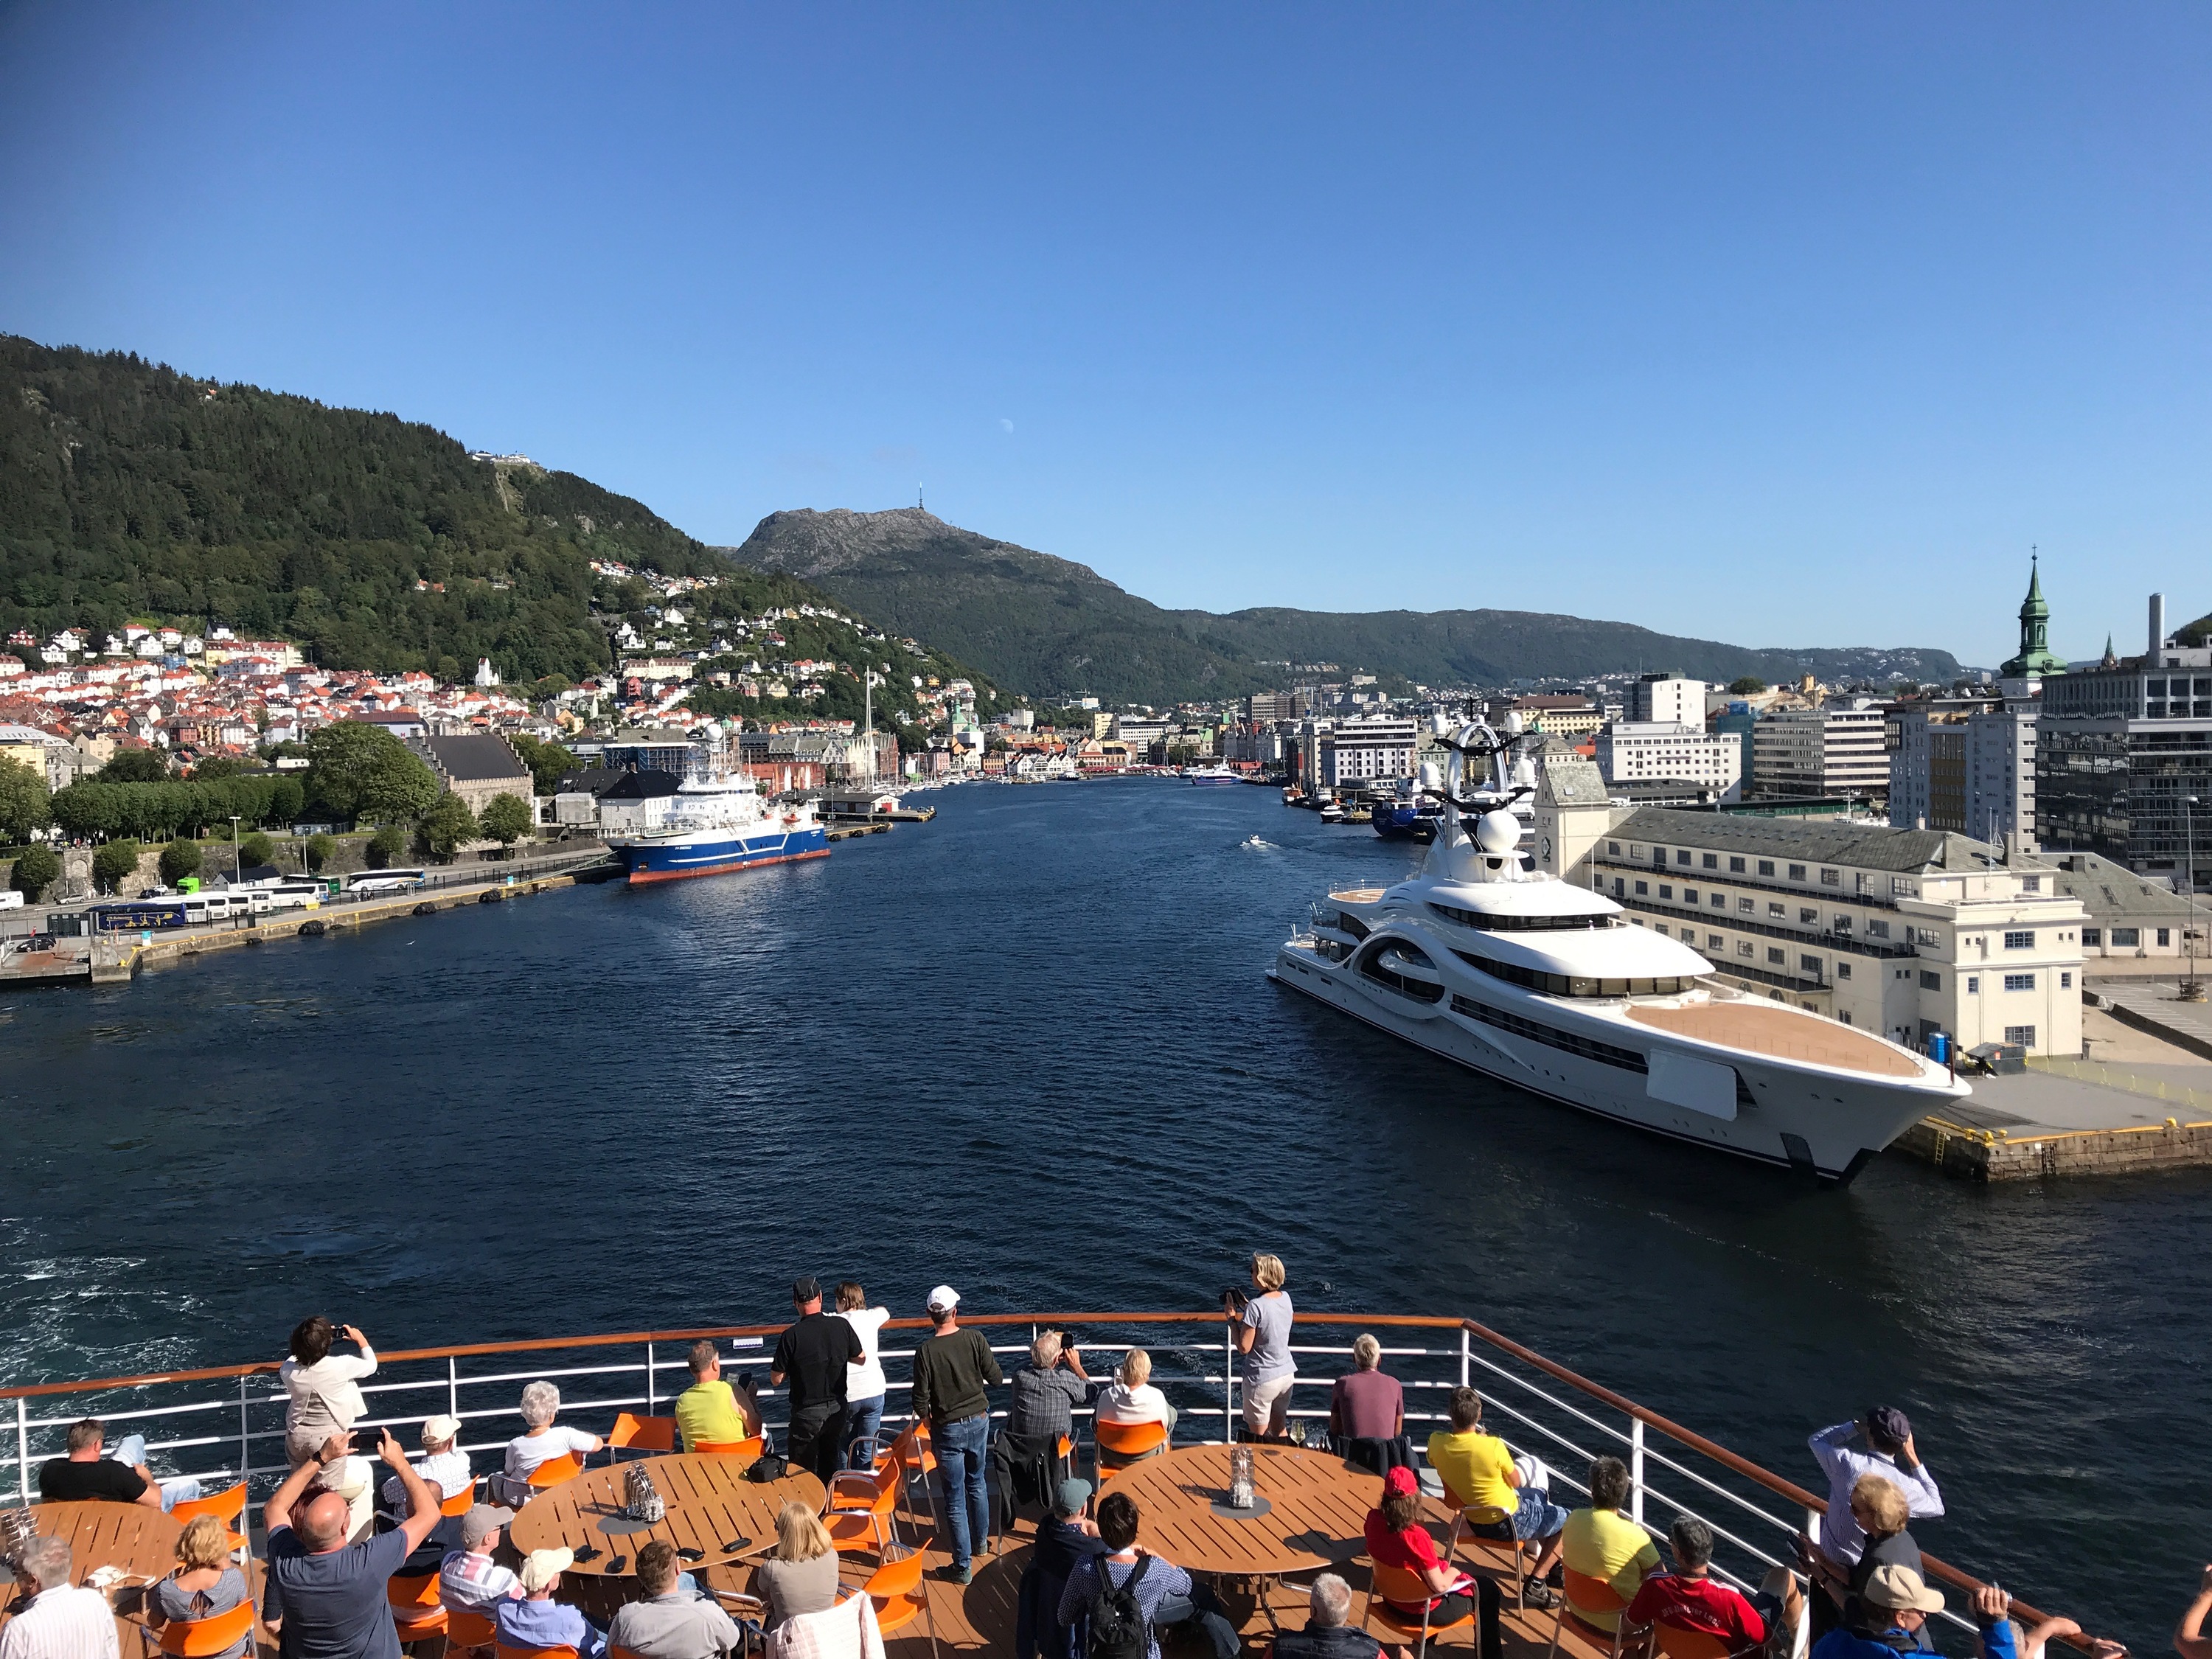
[2,4,2206,669]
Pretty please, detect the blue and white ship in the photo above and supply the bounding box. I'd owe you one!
[603,778,828,885]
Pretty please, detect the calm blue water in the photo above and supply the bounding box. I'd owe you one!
[1,779,2202,1644]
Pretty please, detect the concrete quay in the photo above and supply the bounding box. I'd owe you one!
[86,851,611,984]
[1893,1002,2212,1180]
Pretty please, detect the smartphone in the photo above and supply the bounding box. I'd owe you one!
[604,1554,627,1573]
[571,1544,601,1563]
[737,1369,755,1390]
[677,1548,703,1563]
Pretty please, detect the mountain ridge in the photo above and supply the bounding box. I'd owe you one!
[728,507,1964,704]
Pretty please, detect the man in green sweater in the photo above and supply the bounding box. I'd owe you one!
[908,1284,1004,1584]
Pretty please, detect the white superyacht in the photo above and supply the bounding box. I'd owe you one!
[1270,714,1967,1183]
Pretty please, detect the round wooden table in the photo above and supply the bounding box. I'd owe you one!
[1,1502,184,1639]
[1101,1444,1394,1579]
[506,1454,827,1578]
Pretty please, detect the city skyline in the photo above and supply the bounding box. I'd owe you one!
[2,4,2207,668]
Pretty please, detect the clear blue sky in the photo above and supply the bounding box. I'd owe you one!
[3,4,2206,669]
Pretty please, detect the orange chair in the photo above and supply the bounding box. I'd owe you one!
[441,1479,482,1517]
[1440,1484,1528,1610]
[693,1436,765,1458]
[447,1607,498,1659]
[169,1482,250,1555]
[823,1447,905,1554]
[1650,1623,1751,1659]
[386,1573,448,1644]
[610,1414,676,1457]
[862,1546,937,1659]
[1091,1417,1169,1484]
[526,1453,584,1489]
[1364,1562,1478,1658]
[494,1646,580,1659]
[1547,1567,1632,1659]
[153,1599,257,1658]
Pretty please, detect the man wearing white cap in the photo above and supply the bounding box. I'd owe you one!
[496,1549,605,1659]
[380,1415,470,1528]
[907,1284,1004,1585]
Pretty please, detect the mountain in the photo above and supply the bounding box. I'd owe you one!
[0,337,961,698]
[730,508,1964,704]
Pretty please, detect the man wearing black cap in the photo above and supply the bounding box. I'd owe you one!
[1806,1407,1943,1639]
[771,1276,863,1482]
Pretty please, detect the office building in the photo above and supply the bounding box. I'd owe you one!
[1595,722,1742,796]
[1752,706,1889,803]
[1628,674,1705,725]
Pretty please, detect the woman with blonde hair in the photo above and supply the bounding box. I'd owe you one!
[753,1500,841,1628]
[1225,1251,1295,1441]
[145,1515,251,1659]
[1093,1347,1178,1439]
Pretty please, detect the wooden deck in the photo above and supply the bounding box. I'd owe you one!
[1627,999,1924,1077]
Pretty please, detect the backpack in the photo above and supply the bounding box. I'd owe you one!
[1086,1555,1152,1659]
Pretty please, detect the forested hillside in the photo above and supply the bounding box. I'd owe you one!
[734,507,1964,703]
[0,337,731,682]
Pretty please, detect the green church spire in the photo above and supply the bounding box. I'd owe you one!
[2001,552,2067,680]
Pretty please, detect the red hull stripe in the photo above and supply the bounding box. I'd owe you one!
[624,849,831,885]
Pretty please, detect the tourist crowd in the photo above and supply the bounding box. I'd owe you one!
[4,1253,2157,1659]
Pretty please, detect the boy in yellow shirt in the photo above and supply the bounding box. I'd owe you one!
[1560,1456,1661,1633]
[1425,1387,1569,1609]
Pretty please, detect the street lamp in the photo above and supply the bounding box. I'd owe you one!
[229,815,243,882]
[2183,795,2205,1003]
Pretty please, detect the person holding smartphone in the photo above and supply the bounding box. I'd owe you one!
[1226,1253,1295,1441]
[280,1317,378,1468]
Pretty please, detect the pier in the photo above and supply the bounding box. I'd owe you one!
[1894,986,2212,1180]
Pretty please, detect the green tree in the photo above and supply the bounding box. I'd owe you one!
[10,844,60,900]
[507,734,577,796]
[192,755,251,779]
[239,832,274,869]
[366,824,408,868]
[1727,676,1767,695]
[305,832,337,872]
[305,723,439,823]
[0,757,51,844]
[92,839,142,895]
[269,775,306,824]
[99,748,170,782]
[421,793,478,860]
[477,793,532,852]
[159,838,203,886]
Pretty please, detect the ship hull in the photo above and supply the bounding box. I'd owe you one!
[1270,939,1947,1184]
[611,825,830,884]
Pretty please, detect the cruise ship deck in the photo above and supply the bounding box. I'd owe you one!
[0,1312,2100,1656]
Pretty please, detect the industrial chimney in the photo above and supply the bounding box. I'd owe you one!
[2151,593,2166,662]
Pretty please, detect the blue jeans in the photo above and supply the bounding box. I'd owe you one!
[931,1413,990,1571]
[844,1397,884,1470]
[108,1433,203,1509]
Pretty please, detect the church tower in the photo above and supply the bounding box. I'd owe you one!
[2000,555,2067,680]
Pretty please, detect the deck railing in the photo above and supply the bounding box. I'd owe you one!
[1,1311,2093,1647]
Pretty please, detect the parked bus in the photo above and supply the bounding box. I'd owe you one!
[344,868,428,895]
[90,901,192,933]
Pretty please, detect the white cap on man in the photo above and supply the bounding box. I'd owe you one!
[926,1284,960,1312]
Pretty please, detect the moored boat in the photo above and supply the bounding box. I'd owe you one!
[603,777,828,884]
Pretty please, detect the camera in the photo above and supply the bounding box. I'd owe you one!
[1222,1287,1248,1315]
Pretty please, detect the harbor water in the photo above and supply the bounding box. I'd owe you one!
[1,779,2204,1644]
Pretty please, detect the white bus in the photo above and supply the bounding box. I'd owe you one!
[345,869,428,896]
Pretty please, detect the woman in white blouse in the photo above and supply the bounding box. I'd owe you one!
[1092,1349,1178,1436]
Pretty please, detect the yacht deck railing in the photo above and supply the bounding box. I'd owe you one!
[1,1311,2093,1648]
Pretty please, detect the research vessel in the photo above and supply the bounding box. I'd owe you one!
[1271,714,1967,1182]
[603,778,828,884]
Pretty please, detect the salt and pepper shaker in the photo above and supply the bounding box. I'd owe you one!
[1229,1444,1256,1510]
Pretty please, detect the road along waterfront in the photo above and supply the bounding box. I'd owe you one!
[1,779,2206,1647]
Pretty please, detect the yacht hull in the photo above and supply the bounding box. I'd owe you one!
[1270,941,1949,1184]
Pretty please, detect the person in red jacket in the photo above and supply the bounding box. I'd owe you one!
[1627,1517,1798,1650]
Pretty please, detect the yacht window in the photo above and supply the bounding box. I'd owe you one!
[1450,995,1650,1072]
[1450,950,1691,999]
[1357,941,1444,1004]
[1428,902,1618,932]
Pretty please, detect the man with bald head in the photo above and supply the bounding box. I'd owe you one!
[265,1425,442,1659]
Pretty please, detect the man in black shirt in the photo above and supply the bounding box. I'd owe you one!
[38,1418,161,1509]
[769,1275,863,1482]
